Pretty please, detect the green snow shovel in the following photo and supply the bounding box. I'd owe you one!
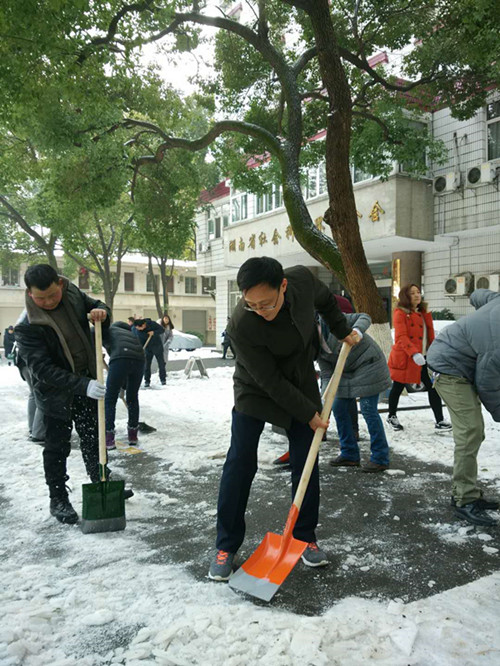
[81,317,126,534]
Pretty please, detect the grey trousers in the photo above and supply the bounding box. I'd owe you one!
[433,372,485,506]
[21,366,46,440]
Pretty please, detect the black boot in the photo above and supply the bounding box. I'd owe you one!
[49,477,78,524]
[50,496,78,524]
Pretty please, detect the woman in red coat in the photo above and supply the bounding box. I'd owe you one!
[387,284,451,431]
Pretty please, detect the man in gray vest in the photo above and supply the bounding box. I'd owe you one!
[427,289,500,527]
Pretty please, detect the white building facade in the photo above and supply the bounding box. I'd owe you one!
[0,256,217,345]
[195,93,500,345]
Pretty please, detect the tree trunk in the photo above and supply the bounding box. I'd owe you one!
[148,254,163,318]
[306,0,388,325]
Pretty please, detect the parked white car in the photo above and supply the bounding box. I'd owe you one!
[169,330,203,352]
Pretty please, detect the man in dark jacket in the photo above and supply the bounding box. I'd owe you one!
[15,264,113,524]
[208,257,359,580]
[427,288,500,527]
[133,318,166,387]
[103,321,145,449]
[3,325,15,364]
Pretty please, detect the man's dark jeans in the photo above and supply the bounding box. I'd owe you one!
[105,358,144,431]
[216,409,319,553]
[43,395,100,496]
[145,347,166,384]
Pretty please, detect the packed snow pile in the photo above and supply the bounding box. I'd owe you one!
[1,361,499,665]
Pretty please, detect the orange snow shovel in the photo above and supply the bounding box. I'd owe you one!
[228,342,351,601]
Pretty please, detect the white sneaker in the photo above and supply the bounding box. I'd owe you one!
[387,415,404,431]
[435,420,452,431]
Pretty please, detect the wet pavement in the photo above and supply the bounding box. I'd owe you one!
[113,434,500,616]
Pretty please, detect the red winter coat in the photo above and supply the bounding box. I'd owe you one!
[388,307,435,384]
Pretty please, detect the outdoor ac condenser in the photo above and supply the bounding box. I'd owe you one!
[475,273,500,291]
[444,272,474,297]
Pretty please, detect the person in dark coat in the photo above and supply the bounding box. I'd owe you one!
[221,317,235,359]
[318,312,392,472]
[133,318,166,387]
[427,289,500,527]
[14,264,124,525]
[14,338,46,442]
[3,325,15,364]
[208,257,359,581]
[103,321,145,449]
[387,284,451,432]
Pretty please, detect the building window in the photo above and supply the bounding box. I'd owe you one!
[78,268,89,290]
[2,265,19,287]
[487,101,500,160]
[255,183,282,215]
[185,276,197,294]
[318,162,327,194]
[231,193,248,223]
[202,276,216,295]
[124,272,134,292]
[352,165,372,183]
[166,275,174,294]
[146,273,159,292]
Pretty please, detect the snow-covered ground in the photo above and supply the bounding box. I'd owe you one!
[1,357,499,666]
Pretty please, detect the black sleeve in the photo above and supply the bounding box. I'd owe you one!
[15,326,90,396]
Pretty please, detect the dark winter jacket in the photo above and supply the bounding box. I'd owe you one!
[426,289,500,421]
[133,319,164,353]
[318,313,391,399]
[14,277,110,420]
[3,327,15,355]
[227,265,352,428]
[103,322,145,363]
[388,307,436,384]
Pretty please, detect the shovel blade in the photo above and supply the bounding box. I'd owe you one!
[81,480,126,533]
[229,531,307,602]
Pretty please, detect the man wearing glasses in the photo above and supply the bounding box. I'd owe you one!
[209,256,359,580]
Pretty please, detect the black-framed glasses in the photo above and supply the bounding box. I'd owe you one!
[243,290,281,312]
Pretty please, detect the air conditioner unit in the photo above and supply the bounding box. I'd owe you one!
[433,172,461,195]
[199,242,210,254]
[475,273,500,291]
[480,162,498,184]
[466,163,498,187]
[444,271,474,297]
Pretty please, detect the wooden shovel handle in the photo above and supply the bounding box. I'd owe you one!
[93,318,107,474]
[292,342,351,513]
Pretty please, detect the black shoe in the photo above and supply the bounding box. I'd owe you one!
[361,461,389,473]
[329,456,360,467]
[50,497,78,524]
[124,488,134,500]
[454,501,497,526]
[451,496,499,511]
[144,382,150,388]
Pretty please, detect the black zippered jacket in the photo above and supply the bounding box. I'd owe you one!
[227,266,352,428]
[14,278,110,420]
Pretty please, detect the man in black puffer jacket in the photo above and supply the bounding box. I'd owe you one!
[103,321,145,450]
[15,264,113,524]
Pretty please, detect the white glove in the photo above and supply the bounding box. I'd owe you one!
[86,380,106,400]
[412,353,426,366]
[353,328,364,340]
